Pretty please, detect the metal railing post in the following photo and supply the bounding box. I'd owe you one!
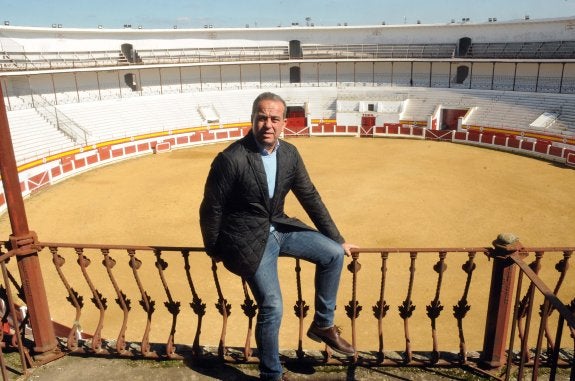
[0,85,57,354]
[479,233,524,368]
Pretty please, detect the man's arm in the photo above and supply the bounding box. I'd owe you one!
[290,150,345,244]
[290,151,360,255]
[199,153,235,257]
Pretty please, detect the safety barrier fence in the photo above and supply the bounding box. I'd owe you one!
[0,236,572,380]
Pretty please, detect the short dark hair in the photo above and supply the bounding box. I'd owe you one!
[251,92,287,119]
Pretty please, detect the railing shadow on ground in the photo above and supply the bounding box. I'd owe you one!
[0,234,572,380]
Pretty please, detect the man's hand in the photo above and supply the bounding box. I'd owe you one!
[342,242,359,256]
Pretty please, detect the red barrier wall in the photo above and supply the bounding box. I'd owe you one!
[1,124,573,214]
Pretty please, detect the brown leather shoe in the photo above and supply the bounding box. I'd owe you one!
[307,322,355,356]
[280,371,293,380]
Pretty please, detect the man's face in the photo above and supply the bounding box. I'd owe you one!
[252,99,286,152]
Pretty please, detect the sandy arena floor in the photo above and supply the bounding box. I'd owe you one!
[1,137,574,352]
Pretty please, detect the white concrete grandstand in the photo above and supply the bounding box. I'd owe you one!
[1,16,575,211]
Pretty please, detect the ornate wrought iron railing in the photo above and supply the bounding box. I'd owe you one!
[0,236,572,380]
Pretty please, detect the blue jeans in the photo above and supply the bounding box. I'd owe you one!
[246,228,345,381]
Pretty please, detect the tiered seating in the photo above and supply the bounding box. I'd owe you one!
[5,96,31,110]
[302,43,456,59]
[1,45,290,71]
[56,93,207,143]
[195,89,257,124]
[136,45,290,65]
[3,42,458,72]
[7,109,76,164]
[463,91,575,135]
[294,87,338,119]
[1,49,128,71]
[1,42,471,71]
[332,87,575,134]
[54,87,344,144]
[466,41,575,59]
[0,52,19,70]
[7,86,574,167]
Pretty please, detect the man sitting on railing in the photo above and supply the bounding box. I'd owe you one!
[200,91,357,381]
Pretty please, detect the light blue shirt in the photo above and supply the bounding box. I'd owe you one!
[255,137,279,232]
[256,140,279,199]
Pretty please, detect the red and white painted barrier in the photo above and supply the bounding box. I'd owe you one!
[154,141,171,153]
[0,124,572,215]
[567,151,575,167]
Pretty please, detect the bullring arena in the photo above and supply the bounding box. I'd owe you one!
[0,16,574,380]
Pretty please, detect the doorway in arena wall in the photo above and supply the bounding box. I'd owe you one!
[441,108,468,130]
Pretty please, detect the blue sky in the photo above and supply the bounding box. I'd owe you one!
[1,0,574,29]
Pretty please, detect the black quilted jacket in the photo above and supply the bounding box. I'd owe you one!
[199,132,344,277]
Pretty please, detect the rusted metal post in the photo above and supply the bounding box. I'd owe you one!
[480,233,524,368]
[0,85,57,353]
